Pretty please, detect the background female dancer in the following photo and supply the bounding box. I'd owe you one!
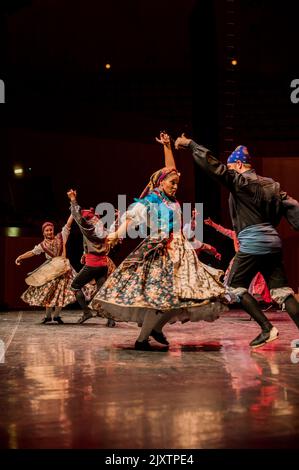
[15,216,77,323]
[183,209,222,261]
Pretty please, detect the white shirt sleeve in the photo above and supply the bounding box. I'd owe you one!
[122,202,148,226]
[94,220,108,239]
[61,224,71,243]
[183,222,193,240]
[31,244,44,255]
[183,223,204,250]
[190,239,204,250]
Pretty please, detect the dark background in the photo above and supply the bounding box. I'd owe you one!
[1,0,299,307]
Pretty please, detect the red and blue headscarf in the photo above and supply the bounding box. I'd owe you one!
[227,145,251,165]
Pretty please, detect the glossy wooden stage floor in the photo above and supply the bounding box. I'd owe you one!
[0,309,299,449]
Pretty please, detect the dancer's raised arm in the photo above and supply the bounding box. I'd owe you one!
[155,131,176,169]
[204,217,234,239]
[65,214,74,230]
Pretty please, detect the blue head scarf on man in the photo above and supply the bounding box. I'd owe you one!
[227,145,251,164]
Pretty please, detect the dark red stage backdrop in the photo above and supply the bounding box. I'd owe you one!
[1,128,195,309]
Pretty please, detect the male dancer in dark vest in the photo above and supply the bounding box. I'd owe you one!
[175,136,299,348]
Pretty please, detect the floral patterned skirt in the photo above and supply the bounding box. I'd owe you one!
[90,235,228,324]
[21,267,97,308]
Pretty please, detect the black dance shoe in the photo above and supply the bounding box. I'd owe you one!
[77,312,93,324]
[41,317,52,324]
[53,316,64,324]
[106,319,116,328]
[250,326,278,348]
[150,329,169,345]
[134,340,154,351]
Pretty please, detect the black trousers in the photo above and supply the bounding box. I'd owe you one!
[71,265,108,313]
[71,265,108,291]
[227,251,288,290]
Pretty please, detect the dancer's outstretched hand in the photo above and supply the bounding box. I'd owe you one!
[175,133,191,150]
[204,217,212,226]
[15,257,22,266]
[107,232,119,249]
[67,189,77,201]
[155,131,171,148]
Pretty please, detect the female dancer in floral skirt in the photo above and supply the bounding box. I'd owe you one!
[15,215,94,323]
[90,133,227,350]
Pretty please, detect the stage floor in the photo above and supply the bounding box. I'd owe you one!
[0,309,299,449]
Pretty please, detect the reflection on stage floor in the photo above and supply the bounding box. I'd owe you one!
[0,309,299,449]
